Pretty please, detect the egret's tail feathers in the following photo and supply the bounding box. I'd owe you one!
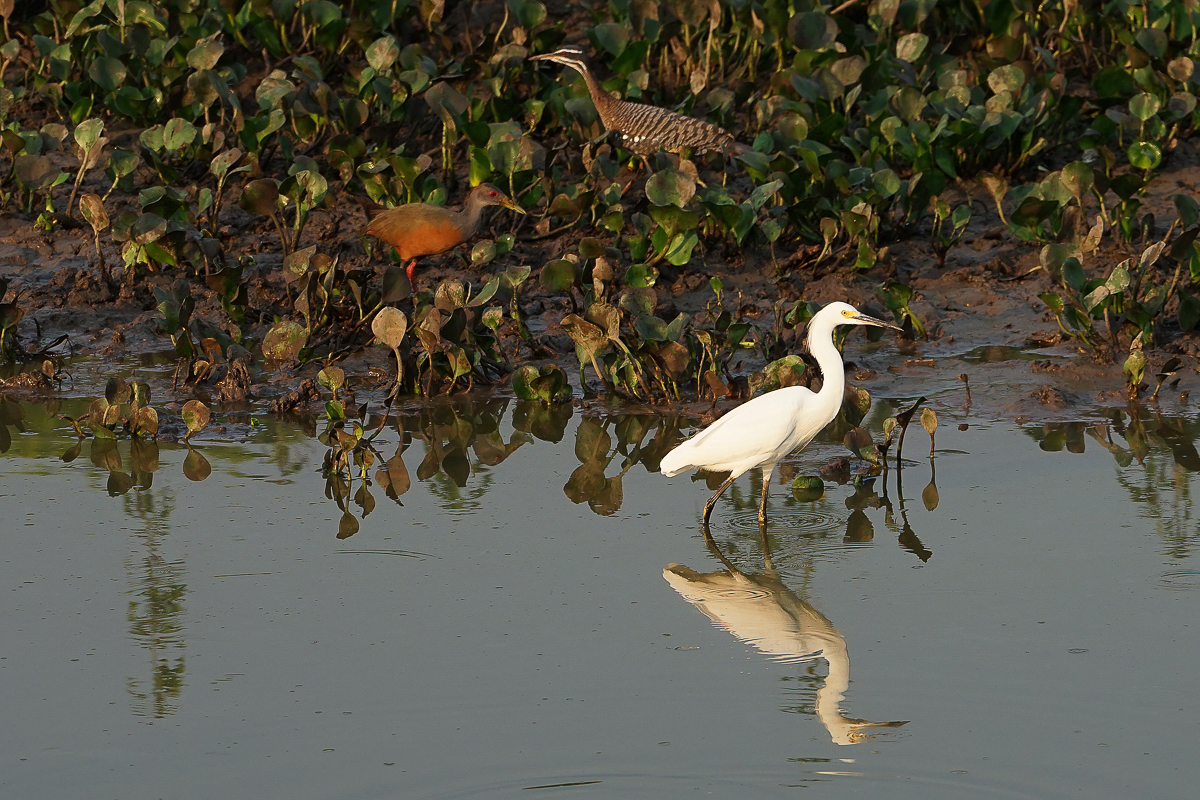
[658,444,694,477]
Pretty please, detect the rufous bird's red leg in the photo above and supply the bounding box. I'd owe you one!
[405,260,417,283]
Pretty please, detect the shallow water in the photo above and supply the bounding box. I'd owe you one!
[1,395,1198,799]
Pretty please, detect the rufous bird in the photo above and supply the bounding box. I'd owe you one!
[365,184,525,282]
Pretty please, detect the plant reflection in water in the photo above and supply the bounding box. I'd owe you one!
[1030,406,1200,561]
[124,491,186,719]
[315,396,695,533]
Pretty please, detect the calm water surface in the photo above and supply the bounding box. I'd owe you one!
[1,395,1197,799]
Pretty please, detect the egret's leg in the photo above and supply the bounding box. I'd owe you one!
[758,466,775,523]
[702,474,736,526]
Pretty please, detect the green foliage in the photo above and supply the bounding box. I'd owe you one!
[9,0,1200,399]
[58,377,161,441]
[262,320,308,363]
[1040,218,1200,357]
[153,280,196,357]
[204,261,248,322]
[929,194,972,265]
[876,281,926,339]
[181,399,210,442]
[511,364,573,404]
[406,276,515,396]
[0,275,23,360]
[559,278,765,400]
[791,476,825,502]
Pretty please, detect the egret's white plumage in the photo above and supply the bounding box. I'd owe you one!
[660,302,898,525]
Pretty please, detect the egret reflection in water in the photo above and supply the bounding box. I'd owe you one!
[664,530,907,745]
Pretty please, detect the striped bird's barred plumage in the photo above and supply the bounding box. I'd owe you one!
[530,45,748,157]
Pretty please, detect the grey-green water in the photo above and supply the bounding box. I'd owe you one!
[1,397,1197,799]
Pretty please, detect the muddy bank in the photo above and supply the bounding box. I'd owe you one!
[3,160,1200,425]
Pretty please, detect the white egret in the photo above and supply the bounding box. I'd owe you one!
[659,302,899,526]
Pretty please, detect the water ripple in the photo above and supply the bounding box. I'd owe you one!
[1159,570,1200,590]
[722,506,845,536]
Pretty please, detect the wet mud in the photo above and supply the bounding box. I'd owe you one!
[5,143,1200,424]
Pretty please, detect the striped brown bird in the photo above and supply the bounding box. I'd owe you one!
[365,184,525,282]
[530,45,748,157]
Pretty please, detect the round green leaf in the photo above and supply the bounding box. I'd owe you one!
[88,57,126,91]
[510,365,541,401]
[1128,141,1162,170]
[317,366,345,393]
[239,178,281,216]
[985,34,1022,63]
[663,231,699,266]
[645,169,696,208]
[187,38,224,71]
[1060,161,1093,201]
[891,86,926,122]
[791,476,824,502]
[470,240,497,267]
[131,213,167,244]
[365,35,400,72]
[1135,28,1168,59]
[591,22,630,56]
[131,406,159,437]
[1093,65,1136,100]
[1174,194,1200,229]
[380,265,412,304]
[895,32,929,63]
[1168,92,1197,120]
[423,81,468,127]
[502,265,532,289]
[1039,292,1065,314]
[181,400,210,438]
[262,320,308,361]
[540,259,577,293]
[105,376,130,405]
[1128,92,1161,122]
[634,314,668,342]
[1011,197,1059,228]
[13,154,59,190]
[623,264,658,288]
[73,117,103,151]
[871,168,901,198]
[578,237,606,259]
[210,147,244,179]
[788,12,837,51]
[163,118,197,152]
[518,1,547,29]
[829,56,865,87]
[987,64,1026,95]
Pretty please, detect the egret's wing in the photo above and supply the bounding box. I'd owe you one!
[660,388,814,475]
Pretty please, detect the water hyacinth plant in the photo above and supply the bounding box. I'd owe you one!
[1,0,1200,401]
